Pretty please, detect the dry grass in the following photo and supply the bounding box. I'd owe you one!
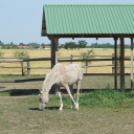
[0,48,133,75]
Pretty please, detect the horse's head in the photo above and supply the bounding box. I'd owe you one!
[39,89,49,111]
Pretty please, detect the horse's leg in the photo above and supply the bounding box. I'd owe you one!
[56,87,63,111]
[76,81,81,110]
[64,84,78,110]
[70,85,74,109]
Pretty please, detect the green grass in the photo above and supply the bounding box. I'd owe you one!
[79,84,134,108]
[49,84,134,109]
[0,91,10,96]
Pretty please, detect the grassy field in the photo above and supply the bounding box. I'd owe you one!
[0,49,134,134]
[0,89,134,134]
[0,48,133,75]
[0,48,134,134]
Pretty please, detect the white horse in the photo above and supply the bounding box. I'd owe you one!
[39,63,83,111]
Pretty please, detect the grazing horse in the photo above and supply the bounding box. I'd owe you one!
[39,63,83,111]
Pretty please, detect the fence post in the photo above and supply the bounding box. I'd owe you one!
[70,54,73,64]
[86,61,87,74]
[112,53,115,74]
[27,56,30,76]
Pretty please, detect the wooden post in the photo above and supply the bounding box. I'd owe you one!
[112,53,115,74]
[27,56,30,77]
[114,37,118,90]
[131,37,133,91]
[50,35,59,93]
[70,54,73,64]
[120,37,125,89]
[21,61,24,76]
[51,36,58,68]
[86,61,87,74]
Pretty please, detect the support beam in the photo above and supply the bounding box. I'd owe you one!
[51,36,58,68]
[120,37,125,89]
[131,37,133,91]
[114,37,118,90]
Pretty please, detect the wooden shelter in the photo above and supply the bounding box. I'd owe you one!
[41,4,134,90]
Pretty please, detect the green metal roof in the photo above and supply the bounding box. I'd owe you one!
[41,4,134,36]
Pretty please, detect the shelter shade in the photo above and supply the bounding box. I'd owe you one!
[41,4,134,89]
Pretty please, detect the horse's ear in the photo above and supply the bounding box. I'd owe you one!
[39,89,41,92]
[39,89,43,94]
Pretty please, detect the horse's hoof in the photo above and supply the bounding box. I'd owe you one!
[75,103,79,110]
[59,109,63,111]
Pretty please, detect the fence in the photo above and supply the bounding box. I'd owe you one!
[0,54,133,76]
[112,53,134,74]
[0,57,51,76]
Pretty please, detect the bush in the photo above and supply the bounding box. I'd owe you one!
[13,50,29,76]
[79,84,134,108]
[0,51,4,57]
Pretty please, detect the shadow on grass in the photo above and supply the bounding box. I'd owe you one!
[0,88,96,96]
[0,89,40,96]
[0,88,132,96]
[45,106,59,110]
[29,108,39,111]
[29,106,59,111]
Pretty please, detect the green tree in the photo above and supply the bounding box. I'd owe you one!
[0,42,4,48]
[58,44,65,49]
[19,43,25,46]
[81,49,95,73]
[7,45,10,49]
[78,40,88,48]
[41,43,46,48]
[34,45,40,49]
[64,42,77,49]
[12,45,18,49]
[13,50,29,76]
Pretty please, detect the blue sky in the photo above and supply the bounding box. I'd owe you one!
[0,0,134,45]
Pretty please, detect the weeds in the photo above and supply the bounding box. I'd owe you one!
[0,50,4,57]
[79,84,134,108]
[13,50,29,76]
[50,83,134,109]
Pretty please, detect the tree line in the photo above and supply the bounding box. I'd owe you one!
[0,40,133,49]
[59,41,133,49]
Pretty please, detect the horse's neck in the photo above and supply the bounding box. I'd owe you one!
[45,72,56,92]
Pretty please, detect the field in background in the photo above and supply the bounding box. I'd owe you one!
[0,48,133,75]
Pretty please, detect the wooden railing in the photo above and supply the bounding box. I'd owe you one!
[0,54,133,76]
